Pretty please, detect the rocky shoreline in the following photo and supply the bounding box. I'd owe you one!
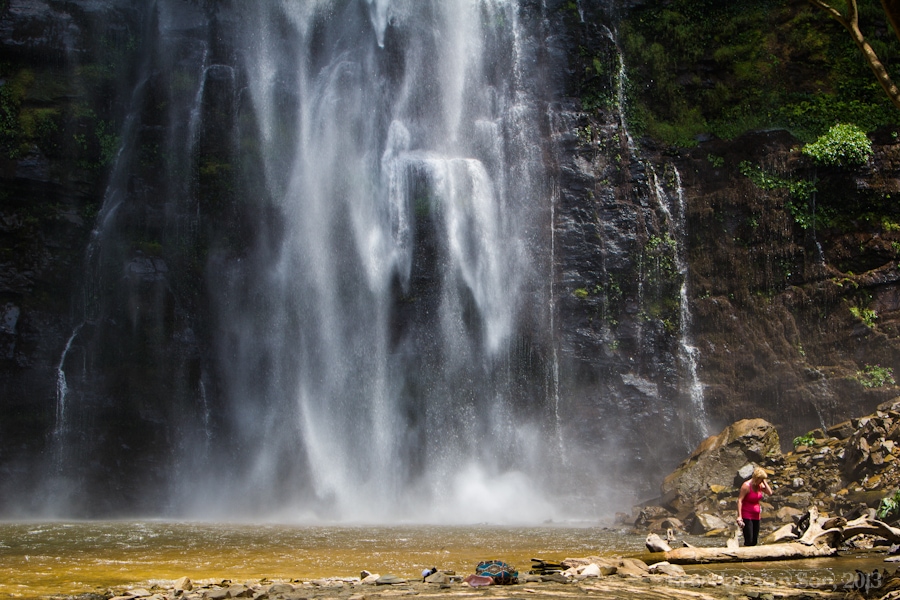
[86,559,875,600]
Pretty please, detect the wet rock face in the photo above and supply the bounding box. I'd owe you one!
[0,0,148,506]
[669,129,900,446]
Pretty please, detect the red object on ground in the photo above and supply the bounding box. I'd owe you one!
[464,574,494,587]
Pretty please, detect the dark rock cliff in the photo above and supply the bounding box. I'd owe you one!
[1,0,899,514]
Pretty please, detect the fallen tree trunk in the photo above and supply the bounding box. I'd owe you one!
[660,506,900,565]
[664,542,837,564]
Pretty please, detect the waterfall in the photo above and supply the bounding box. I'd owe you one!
[187,0,555,522]
[671,169,710,442]
[16,0,712,522]
[53,325,82,470]
[608,24,709,448]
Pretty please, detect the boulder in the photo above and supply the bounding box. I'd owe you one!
[776,506,803,522]
[424,571,450,584]
[691,513,730,534]
[648,561,685,577]
[645,532,672,552]
[576,563,602,578]
[634,505,673,528]
[764,522,798,544]
[266,583,294,595]
[615,558,650,577]
[660,419,781,515]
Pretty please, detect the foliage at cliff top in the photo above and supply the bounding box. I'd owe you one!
[619,0,900,147]
[802,122,873,165]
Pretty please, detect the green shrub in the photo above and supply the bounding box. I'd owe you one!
[857,364,895,388]
[792,433,816,448]
[801,123,873,166]
[849,306,877,328]
[879,489,900,520]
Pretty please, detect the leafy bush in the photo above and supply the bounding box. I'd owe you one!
[849,306,878,328]
[857,364,895,388]
[801,123,873,167]
[792,433,816,447]
[879,489,900,520]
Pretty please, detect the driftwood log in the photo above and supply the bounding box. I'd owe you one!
[663,506,900,565]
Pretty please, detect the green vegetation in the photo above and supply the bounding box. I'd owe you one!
[802,123,873,166]
[738,161,826,229]
[619,0,900,147]
[707,154,724,167]
[857,364,896,388]
[643,234,679,282]
[792,432,816,447]
[849,305,878,328]
[0,69,35,158]
[878,489,900,520]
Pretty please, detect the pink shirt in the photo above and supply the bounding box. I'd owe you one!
[741,483,764,520]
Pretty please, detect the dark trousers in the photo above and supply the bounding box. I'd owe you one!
[742,518,760,546]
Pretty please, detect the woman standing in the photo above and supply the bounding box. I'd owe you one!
[736,467,773,546]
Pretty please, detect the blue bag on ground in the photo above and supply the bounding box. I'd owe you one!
[476,560,518,584]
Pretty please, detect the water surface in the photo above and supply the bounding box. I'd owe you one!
[0,521,638,598]
[0,522,892,599]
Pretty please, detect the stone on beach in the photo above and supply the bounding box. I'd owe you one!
[174,577,193,591]
[645,532,671,552]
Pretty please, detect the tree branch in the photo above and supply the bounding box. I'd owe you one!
[882,0,900,43]
[807,0,900,110]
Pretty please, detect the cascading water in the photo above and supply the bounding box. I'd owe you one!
[670,169,710,442]
[184,0,557,522]
[18,0,709,522]
[606,23,710,450]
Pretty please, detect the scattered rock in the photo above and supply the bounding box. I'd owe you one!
[576,563,602,579]
[648,561,685,577]
[764,523,798,544]
[174,577,193,592]
[424,571,450,584]
[645,532,671,552]
[375,574,406,585]
[615,558,650,578]
[265,583,294,595]
[692,513,730,534]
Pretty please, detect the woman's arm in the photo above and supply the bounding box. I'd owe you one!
[761,480,773,495]
[736,482,748,524]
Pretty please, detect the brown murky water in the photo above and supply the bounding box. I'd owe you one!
[0,521,892,599]
[0,521,638,598]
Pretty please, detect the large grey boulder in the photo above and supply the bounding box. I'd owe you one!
[660,418,781,515]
